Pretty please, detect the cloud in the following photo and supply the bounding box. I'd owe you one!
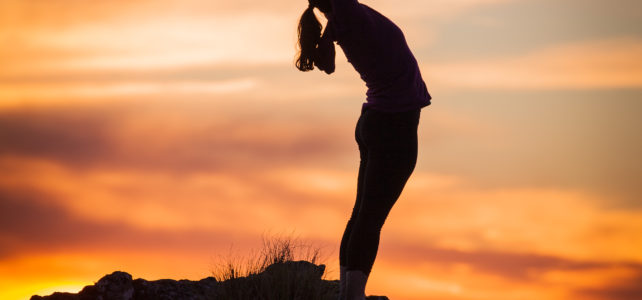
[425,38,642,89]
[0,78,259,107]
[0,0,520,80]
[0,108,116,165]
[389,181,642,263]
[0,59,364,109]
[368,241,642,300]
[0,155,357,239]
[1,13,296,77]
[0,103,353,171]
[412,89,642,208]
[0,187,244,259]
[574,270,642,300]
[366,0,517,19]
[380,241,642,281]
[423,0,642,60]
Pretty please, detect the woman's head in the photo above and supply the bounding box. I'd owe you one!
[295,0,332,72]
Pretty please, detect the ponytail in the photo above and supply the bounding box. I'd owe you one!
[295,6,322,72]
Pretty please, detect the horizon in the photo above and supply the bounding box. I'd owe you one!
[1,0,642,299]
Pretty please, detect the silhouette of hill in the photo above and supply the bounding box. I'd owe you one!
[30,236,391,300]
[31,260,340,300]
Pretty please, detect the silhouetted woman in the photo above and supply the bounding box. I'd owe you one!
[296,0,431,299]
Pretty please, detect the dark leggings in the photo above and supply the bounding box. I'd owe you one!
[339,107,420,275]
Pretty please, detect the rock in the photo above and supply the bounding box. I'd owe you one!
[30,261,350,300]
[263,260,325,279]
[95,271,134,300]
[30,271,216,300]
[30,293,81,300]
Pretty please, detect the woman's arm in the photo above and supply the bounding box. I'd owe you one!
[314,28,336,74]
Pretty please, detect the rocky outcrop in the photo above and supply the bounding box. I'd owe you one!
[30,261,340,300]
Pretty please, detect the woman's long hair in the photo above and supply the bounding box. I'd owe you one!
[295,6,322,72]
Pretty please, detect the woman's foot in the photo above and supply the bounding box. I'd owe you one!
[345,270,369,300]
[338,266,347,300]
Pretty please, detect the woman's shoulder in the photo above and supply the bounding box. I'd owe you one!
[331,5,379,40]
[330,2,374,29]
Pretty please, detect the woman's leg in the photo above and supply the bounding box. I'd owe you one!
[340,113,368,265]
[339,113,368,300]
[345,108,420,276]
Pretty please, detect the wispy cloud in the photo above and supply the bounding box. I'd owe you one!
[0,187,256,259]
[0,78,258,107]
[0,104,352,170]
[426,38,642,89]
[575,270,642,300]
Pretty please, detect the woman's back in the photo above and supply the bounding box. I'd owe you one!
[327,2,431,112]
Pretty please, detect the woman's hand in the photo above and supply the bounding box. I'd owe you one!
[314,29,336,74]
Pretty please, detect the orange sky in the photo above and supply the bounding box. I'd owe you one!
[1,0,642,299]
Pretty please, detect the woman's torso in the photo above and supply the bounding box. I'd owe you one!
[328,1,431,112]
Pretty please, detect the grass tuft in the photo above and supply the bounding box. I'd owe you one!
[210,234,337,300]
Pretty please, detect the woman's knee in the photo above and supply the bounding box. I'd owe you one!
[355,205,393,229]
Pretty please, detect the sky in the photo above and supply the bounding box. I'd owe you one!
[1,0,641,299]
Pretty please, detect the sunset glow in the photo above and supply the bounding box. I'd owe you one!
[1,0,641,299]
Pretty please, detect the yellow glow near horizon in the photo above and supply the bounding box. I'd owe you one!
[2,282,85,300]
